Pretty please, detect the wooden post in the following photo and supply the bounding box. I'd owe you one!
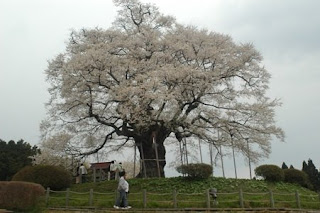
[269,189,275,208]
[295,190,301,209]
[99,168,102,181]
[89,189,93,206]
[198,138,203,163]
[231,136,237,179]
[183,138,189,165]
[45,187,50,206]
[206,189,211,208]
[239,188,244,208]
[152,131,161,178]
[140,143,147,178]
[93,168,96,183]
[133,143,137,178]
[108,171,110,181]
[66,188,70,207]
[79,172,82,184]
[179,140,184,166]
[143,189,147,208]
[246,138,252,179]
[219,145,225,178]
[209,143,213,174]
[173,189,177,208]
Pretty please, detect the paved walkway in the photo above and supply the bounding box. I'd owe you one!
[45,207,320,213]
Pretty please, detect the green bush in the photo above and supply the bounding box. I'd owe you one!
[176,163,212,179]
[12,165,72,190]
[284,169,309,187]
[0,181,45,211]
[255,164,284,182]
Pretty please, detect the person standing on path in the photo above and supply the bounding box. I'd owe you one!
[114,171,131,209]
[78,163,88,183]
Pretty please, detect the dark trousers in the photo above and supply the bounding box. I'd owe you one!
[116,189,128,207]
[80,174,86,183]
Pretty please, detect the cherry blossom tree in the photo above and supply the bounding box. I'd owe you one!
[42,0,284,177]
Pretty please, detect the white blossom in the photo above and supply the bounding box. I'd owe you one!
[42,0,284,171]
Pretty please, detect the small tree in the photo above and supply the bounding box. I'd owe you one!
[283,169,309,187]
[302,159,320,191]
[255,164,284,182]
[33,137,77,174]
[281,162,288,169]
[0,139,40,181]
[12,165,72,191]
[176,163,212,179]
[0,181,45,211]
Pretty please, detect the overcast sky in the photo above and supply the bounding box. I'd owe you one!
[1,0,320,178]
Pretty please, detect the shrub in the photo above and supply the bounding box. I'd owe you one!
[10,165,34,182]
[255,164,284,182]
[284,169,309,187]
[0,181,45,211]
[12,165,72,190]
[176,163,212,179]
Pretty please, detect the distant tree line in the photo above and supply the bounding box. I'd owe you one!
[0,139,40,181]
[282,159,320,191]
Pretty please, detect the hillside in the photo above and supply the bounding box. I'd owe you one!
[42,176,320,211]
[71,176,316,194]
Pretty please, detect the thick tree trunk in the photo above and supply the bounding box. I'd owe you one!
[134,126,170,178]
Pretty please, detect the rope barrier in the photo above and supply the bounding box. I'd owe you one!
[147,192,172,196]
[45,188,320,210]
[243,192,269,195]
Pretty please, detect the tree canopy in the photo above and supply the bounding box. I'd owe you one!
[0,139,40,180]
[281,162,289,169]
[42,0,284,177]
[302,159,320,191]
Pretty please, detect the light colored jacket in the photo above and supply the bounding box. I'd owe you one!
[79,165,87,175]
[118,176,129,192]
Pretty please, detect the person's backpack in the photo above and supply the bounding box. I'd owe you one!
[209,188,217,199]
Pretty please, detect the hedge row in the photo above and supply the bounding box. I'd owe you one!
[255,164,309,188]
[12,165,72,190]
[0,181,45,211]
[176,163,213,179]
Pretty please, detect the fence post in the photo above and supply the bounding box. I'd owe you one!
[173,189,177,208]
[45,187,50,206]
[65,188,70,207]
[79,173,82,184]
[239,188,244,208]
[269,189,275,208]
[99,168,102,181]
[206,189,210,208]
[143,189,147,208]
[89,189,93,206]
[295,190,301,209]
[93,168,96,183]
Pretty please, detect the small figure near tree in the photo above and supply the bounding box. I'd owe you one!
[110,161,124,180]
[78,163,88,183]
[114,171,131,209]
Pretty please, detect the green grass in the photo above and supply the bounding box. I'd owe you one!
[43,176,320,210]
